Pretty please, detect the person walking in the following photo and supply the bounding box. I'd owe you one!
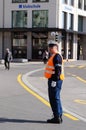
[4,48,12,70]
[44,40,64,124]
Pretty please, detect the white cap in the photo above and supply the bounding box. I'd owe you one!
[48,40,58,47]
[6,48,9,51]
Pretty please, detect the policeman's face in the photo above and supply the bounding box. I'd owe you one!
[48,47,53,54]
[48,46,58,54]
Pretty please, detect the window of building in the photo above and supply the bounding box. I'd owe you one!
[69,0,74,6]
[62,0,67,4]
[84,0,86,10]
[69,13,73,30]
[12,11,27,27]
[68,34,73,59]
[33,0,49,2]
[78,16,83,32]
[78,0,83,9]
[62,11,67,29]
[32,10,48,27]
[12,0,27,3]
[32,32,48,59]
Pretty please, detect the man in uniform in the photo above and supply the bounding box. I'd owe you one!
[44,40,64,124]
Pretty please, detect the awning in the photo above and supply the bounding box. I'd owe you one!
[0,27,65,32]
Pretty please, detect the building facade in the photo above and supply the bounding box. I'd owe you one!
[0,0,86,60]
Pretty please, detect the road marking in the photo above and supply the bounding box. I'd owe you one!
[78,65,86,69]
[40,77,45,80]
[67,73,86,84]
[72,74,76,77]
[74,100,86,105]
[17,74,79,121]
[63,113,79,121]
[68,65,76,68]
[76,76,86,83]
[17,74,50,107]
[67,65,86,69]
[78,65,84,69]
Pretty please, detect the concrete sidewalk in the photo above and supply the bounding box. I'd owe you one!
[0,60,86,67]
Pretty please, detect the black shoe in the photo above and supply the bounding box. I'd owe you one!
[47,117,62,124]
[60,116,63,123]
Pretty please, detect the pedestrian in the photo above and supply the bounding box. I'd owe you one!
[42,50,48,64]
[44,40,65,124]
[4,48,12,70]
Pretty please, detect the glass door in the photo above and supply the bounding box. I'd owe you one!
[32,38,48,59]
[12,32,27,58]
[32,32,48,59]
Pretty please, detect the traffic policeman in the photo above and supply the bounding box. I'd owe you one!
[44,40,64,123]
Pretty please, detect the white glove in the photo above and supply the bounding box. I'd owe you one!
[51,81,56,87]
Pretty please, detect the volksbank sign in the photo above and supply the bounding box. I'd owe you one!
[19,4,41,9]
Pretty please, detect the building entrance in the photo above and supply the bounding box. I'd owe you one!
[12,32,27,58]
[32,32,48,60]
[77,35,83,60]
[68,33,73,59]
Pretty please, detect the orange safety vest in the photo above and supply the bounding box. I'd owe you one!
[44,54,65,80]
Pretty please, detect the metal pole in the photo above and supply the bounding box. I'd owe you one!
[2,0,4,59]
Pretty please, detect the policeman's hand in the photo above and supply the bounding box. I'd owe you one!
[51,81,56,87]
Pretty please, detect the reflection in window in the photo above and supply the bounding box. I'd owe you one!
[12,11,27,27]
[32,10,48,27]
[12,0,27,3]
[62,11,67,29]
[69,0,74,6]
[68,34,73,59]
[62,0,67,4]
[78,16,83,32]
[78,0,82,9]
[13,39,27,46]
[69,13,73,30]
[84,0,86,10]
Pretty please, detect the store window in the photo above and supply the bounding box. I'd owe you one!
[61,40,66,59]
[68,34,73,59]
[32,10,48,27]
[61,32,66,59]
[78,16,83,32]
[12,0,27,3]
[33,0,49,2]
[84,0,86,10]
[12,32,27,58]
[32,32,48,59]
[77,35,83,60]
[69,13,73,30]
[62,11,67,29]
[12,11,27,27]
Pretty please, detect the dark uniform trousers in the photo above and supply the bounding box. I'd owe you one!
[48,79,63,118]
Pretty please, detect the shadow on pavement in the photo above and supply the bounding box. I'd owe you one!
[0,117,47,124]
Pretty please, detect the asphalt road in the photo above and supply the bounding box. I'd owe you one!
[0,61,86,130]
